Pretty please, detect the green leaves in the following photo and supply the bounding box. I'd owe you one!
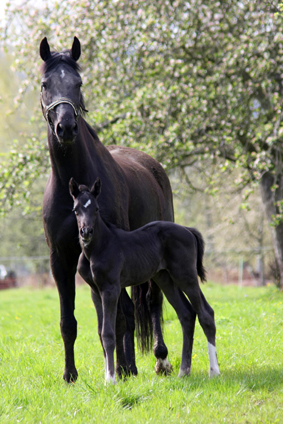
[1,0,283,217]
[0,137,49,215]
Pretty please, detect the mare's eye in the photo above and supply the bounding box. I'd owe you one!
[72,207,77,214]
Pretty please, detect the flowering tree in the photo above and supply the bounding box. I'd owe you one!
[2,0,283,286]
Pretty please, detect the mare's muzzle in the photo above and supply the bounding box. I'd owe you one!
[41,95,80,142]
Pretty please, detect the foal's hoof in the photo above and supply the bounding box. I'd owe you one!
[209,367,221,378]
[155,358,173,375]
[63,368,78,383]
[105,374,117,385]
[178,367,191,378]
[116,364,138,379]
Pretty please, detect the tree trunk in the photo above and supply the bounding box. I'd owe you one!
[260,171,283,289]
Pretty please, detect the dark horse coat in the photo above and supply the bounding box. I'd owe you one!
[40,37,174,382]
[70,178,220,383]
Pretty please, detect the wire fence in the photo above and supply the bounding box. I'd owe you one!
[0,245,278,289]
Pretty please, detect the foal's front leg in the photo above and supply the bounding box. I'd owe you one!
[100,281,121,384]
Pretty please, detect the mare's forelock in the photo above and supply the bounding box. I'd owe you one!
[40,50,81,75]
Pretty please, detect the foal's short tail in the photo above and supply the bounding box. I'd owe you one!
[187,227,207,283]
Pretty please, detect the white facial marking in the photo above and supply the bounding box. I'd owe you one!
[208,342,220,377]
[60,69,65,79]
[83,199,91,208]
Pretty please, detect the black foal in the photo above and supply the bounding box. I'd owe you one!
[69,177,220,383]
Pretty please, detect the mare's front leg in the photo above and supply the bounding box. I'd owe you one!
[50,250,78,383]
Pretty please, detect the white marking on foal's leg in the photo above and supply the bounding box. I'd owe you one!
[105,371,117,385]
[154,358,173,375]
[178,367,191,378]
[208,342,220,377]
[104,359,117,385]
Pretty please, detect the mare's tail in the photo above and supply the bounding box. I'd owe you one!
[131,283,154,353]
[187,227,207,283]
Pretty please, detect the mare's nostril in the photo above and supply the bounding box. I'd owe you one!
[56,123,64,137]
[73,122,78,135]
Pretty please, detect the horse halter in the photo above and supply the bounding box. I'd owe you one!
[40,93,80,134]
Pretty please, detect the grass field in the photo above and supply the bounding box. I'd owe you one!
[0,282,283,423]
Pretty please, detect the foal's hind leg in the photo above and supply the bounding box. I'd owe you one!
[153,271,196,377]
[176,275,220,377]
[199,290,220,377]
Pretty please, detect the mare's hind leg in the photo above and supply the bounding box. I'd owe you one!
[119,289,138,376]
[147,281,172,375]
[174,272,220,377]
[153,271,196,377]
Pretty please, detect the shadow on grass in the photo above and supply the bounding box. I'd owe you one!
[168,365,283,393]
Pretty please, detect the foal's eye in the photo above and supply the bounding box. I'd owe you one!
[41,83,47,90]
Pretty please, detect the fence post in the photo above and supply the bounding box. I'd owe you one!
[238,257,243,288]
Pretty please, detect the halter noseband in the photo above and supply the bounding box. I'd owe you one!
[40,93,80,134]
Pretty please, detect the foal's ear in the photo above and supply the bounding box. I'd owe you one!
[40,37,51,62]
[71,37,81,61]
[69,177,80,199]
[90,178,101,199]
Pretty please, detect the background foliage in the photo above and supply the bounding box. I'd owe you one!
[1,0,283,283]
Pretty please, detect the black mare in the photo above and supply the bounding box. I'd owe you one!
[69,178,220,383]
[40,37,175,382]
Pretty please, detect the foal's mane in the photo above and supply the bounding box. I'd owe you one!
[40,50,81,75]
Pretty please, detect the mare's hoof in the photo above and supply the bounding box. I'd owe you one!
[155,358,173,376]
[63,368,78,383]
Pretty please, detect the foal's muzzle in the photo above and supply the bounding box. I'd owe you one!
[80,227,93,244]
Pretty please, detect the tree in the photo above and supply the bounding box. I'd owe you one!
[2,0,283,286]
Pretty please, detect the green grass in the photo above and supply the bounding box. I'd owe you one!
[1,283,283,423]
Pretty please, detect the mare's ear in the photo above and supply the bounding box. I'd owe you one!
[90,178,101,199]
[69,177,80,199]
[71,36,81,61]
[40,37,51,61]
